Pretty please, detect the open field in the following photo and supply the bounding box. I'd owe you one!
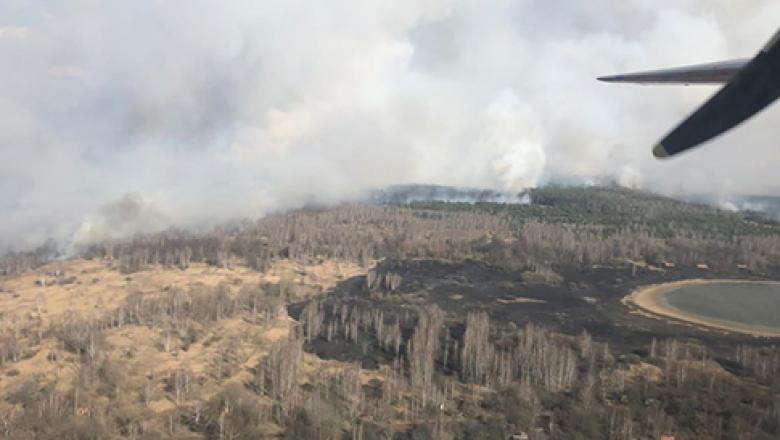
[0,257,378,438]
[0,257,365,330]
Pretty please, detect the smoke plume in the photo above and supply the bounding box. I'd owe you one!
[1,1,779,250]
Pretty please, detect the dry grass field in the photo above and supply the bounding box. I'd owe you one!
[0,257,376,437]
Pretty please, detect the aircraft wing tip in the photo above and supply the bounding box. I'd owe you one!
[652,142,670,159]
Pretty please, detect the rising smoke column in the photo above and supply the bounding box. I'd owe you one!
[0,1,779,250]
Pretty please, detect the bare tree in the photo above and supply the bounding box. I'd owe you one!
[407,305,444,405]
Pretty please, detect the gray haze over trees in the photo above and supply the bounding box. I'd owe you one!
[1,1,780,250]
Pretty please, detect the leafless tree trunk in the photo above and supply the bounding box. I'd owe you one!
[407,305,444,405]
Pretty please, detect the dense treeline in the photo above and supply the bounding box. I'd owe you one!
[89,188,780,275]
[412,186,779,237]
[6,186,780,277]
[72,187,780,276]
[81,205,515,273]
[412,186,780,269]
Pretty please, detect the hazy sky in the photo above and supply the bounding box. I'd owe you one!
[1,0,780,250]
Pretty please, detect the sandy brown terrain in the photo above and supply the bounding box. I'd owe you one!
[0,258,365,330]
[0,257,378,434]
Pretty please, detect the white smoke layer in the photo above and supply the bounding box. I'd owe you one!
[1,1,780,250]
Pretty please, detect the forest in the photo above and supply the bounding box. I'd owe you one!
[0,185,778,439]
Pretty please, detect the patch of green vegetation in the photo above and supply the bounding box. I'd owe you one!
[409,186,780,239]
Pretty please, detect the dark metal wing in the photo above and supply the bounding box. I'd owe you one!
[598,59,748,85]
[653,29,780,157]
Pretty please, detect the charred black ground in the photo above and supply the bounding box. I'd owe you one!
[292,258,780,364]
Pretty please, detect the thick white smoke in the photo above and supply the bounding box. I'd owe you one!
[1,0,779,249]
[482,91,547,192]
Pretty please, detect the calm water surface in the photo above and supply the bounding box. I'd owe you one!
[663,282,780,330]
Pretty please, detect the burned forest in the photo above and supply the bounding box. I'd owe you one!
[1,186,780,439]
